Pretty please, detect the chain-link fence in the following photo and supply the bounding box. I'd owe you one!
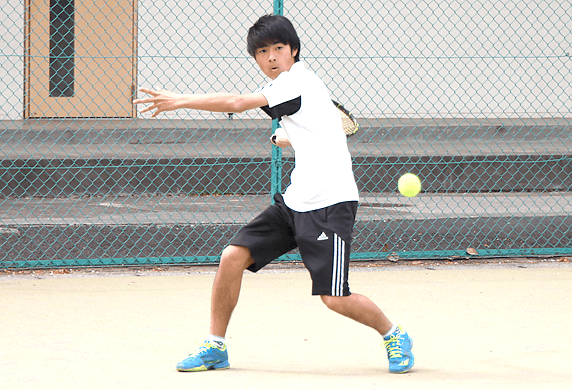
[1,0,571,268]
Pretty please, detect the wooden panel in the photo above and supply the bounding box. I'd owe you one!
[26,0,136,118]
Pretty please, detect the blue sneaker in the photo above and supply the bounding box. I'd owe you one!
[176,341,230,372]
[383,325,414,373]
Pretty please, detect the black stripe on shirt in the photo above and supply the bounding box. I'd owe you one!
[260,96,301,120]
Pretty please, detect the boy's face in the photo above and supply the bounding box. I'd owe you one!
[254,43,298,80]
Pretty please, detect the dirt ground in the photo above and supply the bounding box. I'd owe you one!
[1,258,571,390]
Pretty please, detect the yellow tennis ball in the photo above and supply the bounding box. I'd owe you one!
[398,173,421,197]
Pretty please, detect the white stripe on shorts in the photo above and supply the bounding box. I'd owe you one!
[331,233,345,296]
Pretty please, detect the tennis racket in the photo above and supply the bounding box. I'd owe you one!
[332,100,359,137]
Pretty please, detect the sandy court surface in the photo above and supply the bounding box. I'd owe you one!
[1,263,571,390]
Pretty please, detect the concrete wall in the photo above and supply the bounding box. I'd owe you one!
[2,0,571,120]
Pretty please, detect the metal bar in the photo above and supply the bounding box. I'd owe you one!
[270,0,284,202]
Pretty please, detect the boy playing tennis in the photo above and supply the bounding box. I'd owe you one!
[134,14,414,374]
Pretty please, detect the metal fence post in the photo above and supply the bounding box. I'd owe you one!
[270,0,284,203]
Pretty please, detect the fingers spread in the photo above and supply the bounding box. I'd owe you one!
[138,88,158,96]
[133,88,158,105]
[134,87,174,117]
[133,97,153,105]
[138,106,153,113]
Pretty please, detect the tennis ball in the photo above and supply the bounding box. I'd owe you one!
[398,173,421,197]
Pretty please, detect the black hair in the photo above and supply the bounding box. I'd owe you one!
[247,14,301,62]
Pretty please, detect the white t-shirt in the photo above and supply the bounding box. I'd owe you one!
[257,61,359,212]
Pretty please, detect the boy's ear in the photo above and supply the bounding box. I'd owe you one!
[291,48,298,58]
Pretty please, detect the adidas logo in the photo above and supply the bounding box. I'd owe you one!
[317,232,329,241]
[399,359,410,366]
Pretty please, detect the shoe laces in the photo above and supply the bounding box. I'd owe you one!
[188,342,217,358]
[384,335,403,359]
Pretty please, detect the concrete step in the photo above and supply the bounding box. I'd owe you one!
[2,192,571,266]
[2,153,572,198]
[1,118,571,197]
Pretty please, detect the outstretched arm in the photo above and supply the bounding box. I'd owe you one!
[133,88,268,118]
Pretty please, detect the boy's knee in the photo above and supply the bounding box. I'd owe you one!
[320,295,345,311]
[220,245,254,270]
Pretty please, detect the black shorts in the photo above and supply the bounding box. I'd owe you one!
[230,194,358,296]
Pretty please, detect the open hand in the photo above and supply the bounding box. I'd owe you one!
[133,88,183,117]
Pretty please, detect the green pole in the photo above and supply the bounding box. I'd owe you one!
[273,0,283,15]
[270,0,284,202]
[270,121,282,202]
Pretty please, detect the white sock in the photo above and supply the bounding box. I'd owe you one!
[207,334,226,348]
[382,324,398,339]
